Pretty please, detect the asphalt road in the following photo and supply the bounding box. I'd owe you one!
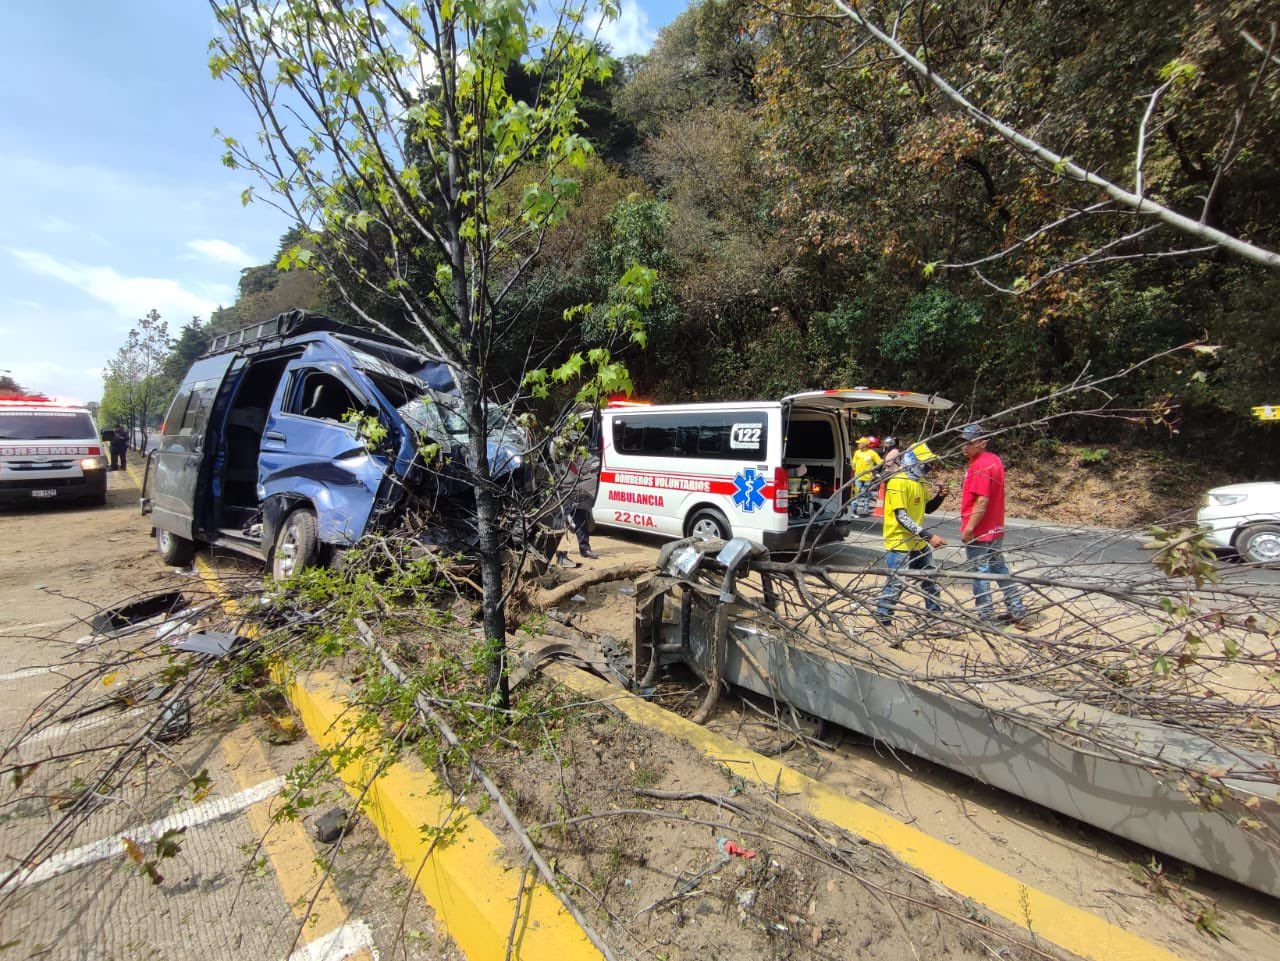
[831,511,1280,590]
[0,471,447,961]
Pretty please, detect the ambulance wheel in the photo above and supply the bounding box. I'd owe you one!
[272,507,319,580]
[156,528,196,566]
[686,507,731,541]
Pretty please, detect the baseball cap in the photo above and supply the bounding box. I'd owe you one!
[960,423,988,442]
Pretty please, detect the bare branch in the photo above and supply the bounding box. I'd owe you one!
[832,1,1280,269]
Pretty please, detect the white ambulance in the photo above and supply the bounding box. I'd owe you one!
[0,395,108,507]
[593,389,953,551]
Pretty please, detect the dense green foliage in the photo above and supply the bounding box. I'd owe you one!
[176,0,1280,469]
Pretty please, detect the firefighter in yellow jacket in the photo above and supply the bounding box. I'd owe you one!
[875,442,948,625]
[852,436,883,516]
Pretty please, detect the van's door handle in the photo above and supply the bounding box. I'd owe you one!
[264,431,287,444]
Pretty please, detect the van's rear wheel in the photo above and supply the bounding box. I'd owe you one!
[156,528,196,566]
[686,507,731,541]
[272,508,319,580]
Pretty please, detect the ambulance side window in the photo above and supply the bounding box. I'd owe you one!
[613,413,767,460]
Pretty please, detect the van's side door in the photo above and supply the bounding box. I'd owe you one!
[260,360,388,545]
[151,354,236,540]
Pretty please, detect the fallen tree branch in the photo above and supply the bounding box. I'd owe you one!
[535,562,650,609]
[352,617,618,961]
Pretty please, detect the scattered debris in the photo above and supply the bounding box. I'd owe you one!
[718,837,756,860]
[90,591,187,634]
[154,696,192,743]
[170,631,251,657]
[312,807,355,844]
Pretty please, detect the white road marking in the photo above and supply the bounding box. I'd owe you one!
[285,920,379,961]
[0,666,60,684]
[4,775,285,890]
[18,707,149,747]
[0,616,79,636]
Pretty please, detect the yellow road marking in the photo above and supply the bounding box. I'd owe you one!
[196,557,601,961]
[221,729,369,957]
[550,665,1191,961]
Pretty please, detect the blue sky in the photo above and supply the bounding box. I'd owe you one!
[0,1,680,404]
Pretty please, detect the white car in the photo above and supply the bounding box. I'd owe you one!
[1197,482,1280,564]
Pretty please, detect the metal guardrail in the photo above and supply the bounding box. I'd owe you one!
[635,537,1280,898]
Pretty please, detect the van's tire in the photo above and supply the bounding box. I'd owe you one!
[272,507,320,580]
[156,528,196,566]
[1238,524,1280,565]
[686,507,732,541]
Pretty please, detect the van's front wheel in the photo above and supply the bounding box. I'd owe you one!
[686,507,731,541]
[272,508,319,580]
[156,528,196,566]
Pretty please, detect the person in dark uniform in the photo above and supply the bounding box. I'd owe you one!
[100,427,115,470]
[109,425,128,471]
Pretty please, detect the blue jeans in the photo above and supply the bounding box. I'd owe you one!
[964,537,1025,621]
[875,546,941,622]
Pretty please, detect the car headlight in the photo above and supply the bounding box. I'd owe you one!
[1208,492,1247,507]
[81,457,106,470]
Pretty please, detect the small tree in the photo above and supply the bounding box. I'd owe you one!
[210,0,647,704]
[100,310,170,448]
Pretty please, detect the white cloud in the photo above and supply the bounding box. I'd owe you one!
[8,248,225,324]
[597,2,656,57]
[187,238,257,268]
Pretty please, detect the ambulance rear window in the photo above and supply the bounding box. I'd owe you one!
[785,419,835,459]
[0,411,95,440]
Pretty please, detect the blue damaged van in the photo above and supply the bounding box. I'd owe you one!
[142,311,526,577]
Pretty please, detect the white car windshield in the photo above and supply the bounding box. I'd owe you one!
[0,411,96,440]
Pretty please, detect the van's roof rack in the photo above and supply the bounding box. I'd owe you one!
[202,309,406,358]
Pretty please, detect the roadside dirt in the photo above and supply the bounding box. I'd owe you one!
[931,444,1240,529]
[480,693,1057,961]
[547,533,1280,961]
[0,471,169,640]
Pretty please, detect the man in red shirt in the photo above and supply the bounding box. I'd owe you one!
[959,424,1027,624]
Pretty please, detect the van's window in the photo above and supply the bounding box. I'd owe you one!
[612,412,768,460]
[179,381,218,435]
[162,390,191,437]
[0,411,96,440]
[287,370,362,422]
[786,419,835,459]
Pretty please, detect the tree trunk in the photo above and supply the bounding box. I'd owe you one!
[462,376,510,710]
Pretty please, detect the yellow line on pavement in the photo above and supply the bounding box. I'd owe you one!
[550,665,1191,961]
[195,557,602,961]
[221,729,371,959]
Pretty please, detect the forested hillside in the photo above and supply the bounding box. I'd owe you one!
[185,0,1280,471]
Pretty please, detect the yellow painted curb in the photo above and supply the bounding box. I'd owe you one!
[193,558,602,961]
[550,666,1190,961]
[288,670,602,961]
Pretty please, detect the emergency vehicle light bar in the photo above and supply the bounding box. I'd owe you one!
[0,393,53,403]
